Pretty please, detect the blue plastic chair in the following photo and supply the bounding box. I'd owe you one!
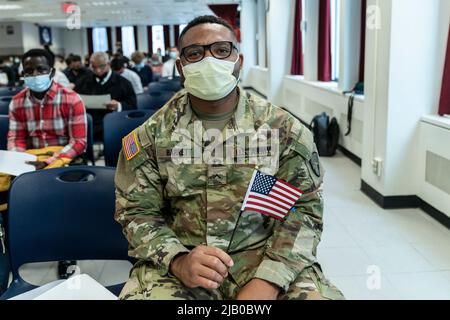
[0,96,12,115]
[103,110,154,167]
[137,91,174,111]
[148,82,176,94]
[0,115,8,150]
[0,87,23,97]
[158,77,182,92]
[85,114,95,165]
[0,166,133,300]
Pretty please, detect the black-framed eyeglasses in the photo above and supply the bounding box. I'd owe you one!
[181,41,238,63]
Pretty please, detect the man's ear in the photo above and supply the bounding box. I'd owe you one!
[50,68,56,78]
[176,58,184,80]
[239,53,244,71]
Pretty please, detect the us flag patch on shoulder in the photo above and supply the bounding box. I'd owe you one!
[123,131,141,161]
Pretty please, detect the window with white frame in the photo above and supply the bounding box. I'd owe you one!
[93,27,109,53]
[179,24,187,34]
[121,26,136,58]
[152,25,165,54]
[330,0,341,81]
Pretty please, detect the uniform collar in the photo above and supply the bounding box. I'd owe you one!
[178,87,254,131]
[174,87,256,149]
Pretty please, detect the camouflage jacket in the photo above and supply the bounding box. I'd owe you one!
[115,88,325,292]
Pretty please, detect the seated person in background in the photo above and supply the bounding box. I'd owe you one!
[64,54,93,87]
[130,51,153,88]
[74,52,136,141]
[8,48,87,169]
[3,48,88,282]
[111,57,144,95]
[0,58,15,86]
[162,46,180,78]
[54,55,67,72]
[149,53,163,80]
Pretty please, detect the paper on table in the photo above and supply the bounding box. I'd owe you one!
[33,274,118,300]
[0,150,36,176]
[79,94,112,110]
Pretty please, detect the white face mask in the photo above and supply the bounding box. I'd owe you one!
[182,56,240,101]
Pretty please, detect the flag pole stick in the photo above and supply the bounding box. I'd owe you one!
[226,210,243,253]
[227,170,257,253]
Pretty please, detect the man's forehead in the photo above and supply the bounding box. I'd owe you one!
[24,56,48,65]
[181,23,235,47]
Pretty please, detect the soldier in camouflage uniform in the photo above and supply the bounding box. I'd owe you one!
[114,15,344,300]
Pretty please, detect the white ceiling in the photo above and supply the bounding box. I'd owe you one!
[0,0,240,27]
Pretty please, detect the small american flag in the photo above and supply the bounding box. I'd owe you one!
[122,131,140,161]
[241,171,303,220]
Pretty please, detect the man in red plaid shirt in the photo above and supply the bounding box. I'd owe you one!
[8,49,87,170]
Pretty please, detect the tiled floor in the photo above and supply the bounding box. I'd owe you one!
[318,152,450,300]
[16,151,450,299]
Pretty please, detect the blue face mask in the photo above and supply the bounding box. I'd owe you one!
[134,62,145,71]
[24,72,53,92]
[169,52,177,60]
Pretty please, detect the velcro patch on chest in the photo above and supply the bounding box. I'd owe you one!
[123,131,141,161]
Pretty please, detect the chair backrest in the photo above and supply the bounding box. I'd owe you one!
[85,113,95,165]
[148,82,176,94]
[0,115,8,150]
[103,110,154,167]
[6,166,130,282]
[0,96,12,115]
[137,91,174,111]
[0,87,23,97]
[158,77,182,92]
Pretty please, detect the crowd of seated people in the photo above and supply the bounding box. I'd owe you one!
[0,43,182,295]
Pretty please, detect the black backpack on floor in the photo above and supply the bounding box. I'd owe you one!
[310,113,340,157]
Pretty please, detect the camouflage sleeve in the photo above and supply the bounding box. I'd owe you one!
[114,126,190,276]
[253,121,325,292]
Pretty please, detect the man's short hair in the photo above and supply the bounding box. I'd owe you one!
[69,54,82,63]
[22,48,55,68]
[178,15,236,49]
[90,51,110,63]
[111,57,127,71]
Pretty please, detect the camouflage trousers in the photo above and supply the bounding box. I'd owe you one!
[119,263,345,300]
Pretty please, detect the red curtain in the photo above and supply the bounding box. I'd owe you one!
[87,27,93,55]
[174,25,180,48]
[115,26,122,43]
[291,0,304,75]
[163,25,170,50]
[208,4,241,42]
[106,27,112,52]
[133,26,139,52]
[359,0,367,82]
[147,26,153,54]
[318,0,332,82]
[439,25,450,116]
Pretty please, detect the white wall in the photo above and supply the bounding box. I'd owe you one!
[362,0,444,196]
[418,118,450,218]
[137,26,149,53]
[21,23,43,53]
[240,0,257,86]
[256,0,267,68]
[0,22,24,55]
[283,77,364,158]
[266,0,295,105]
[62,28,88,57]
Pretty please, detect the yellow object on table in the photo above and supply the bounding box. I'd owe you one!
[0,146,72,212]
